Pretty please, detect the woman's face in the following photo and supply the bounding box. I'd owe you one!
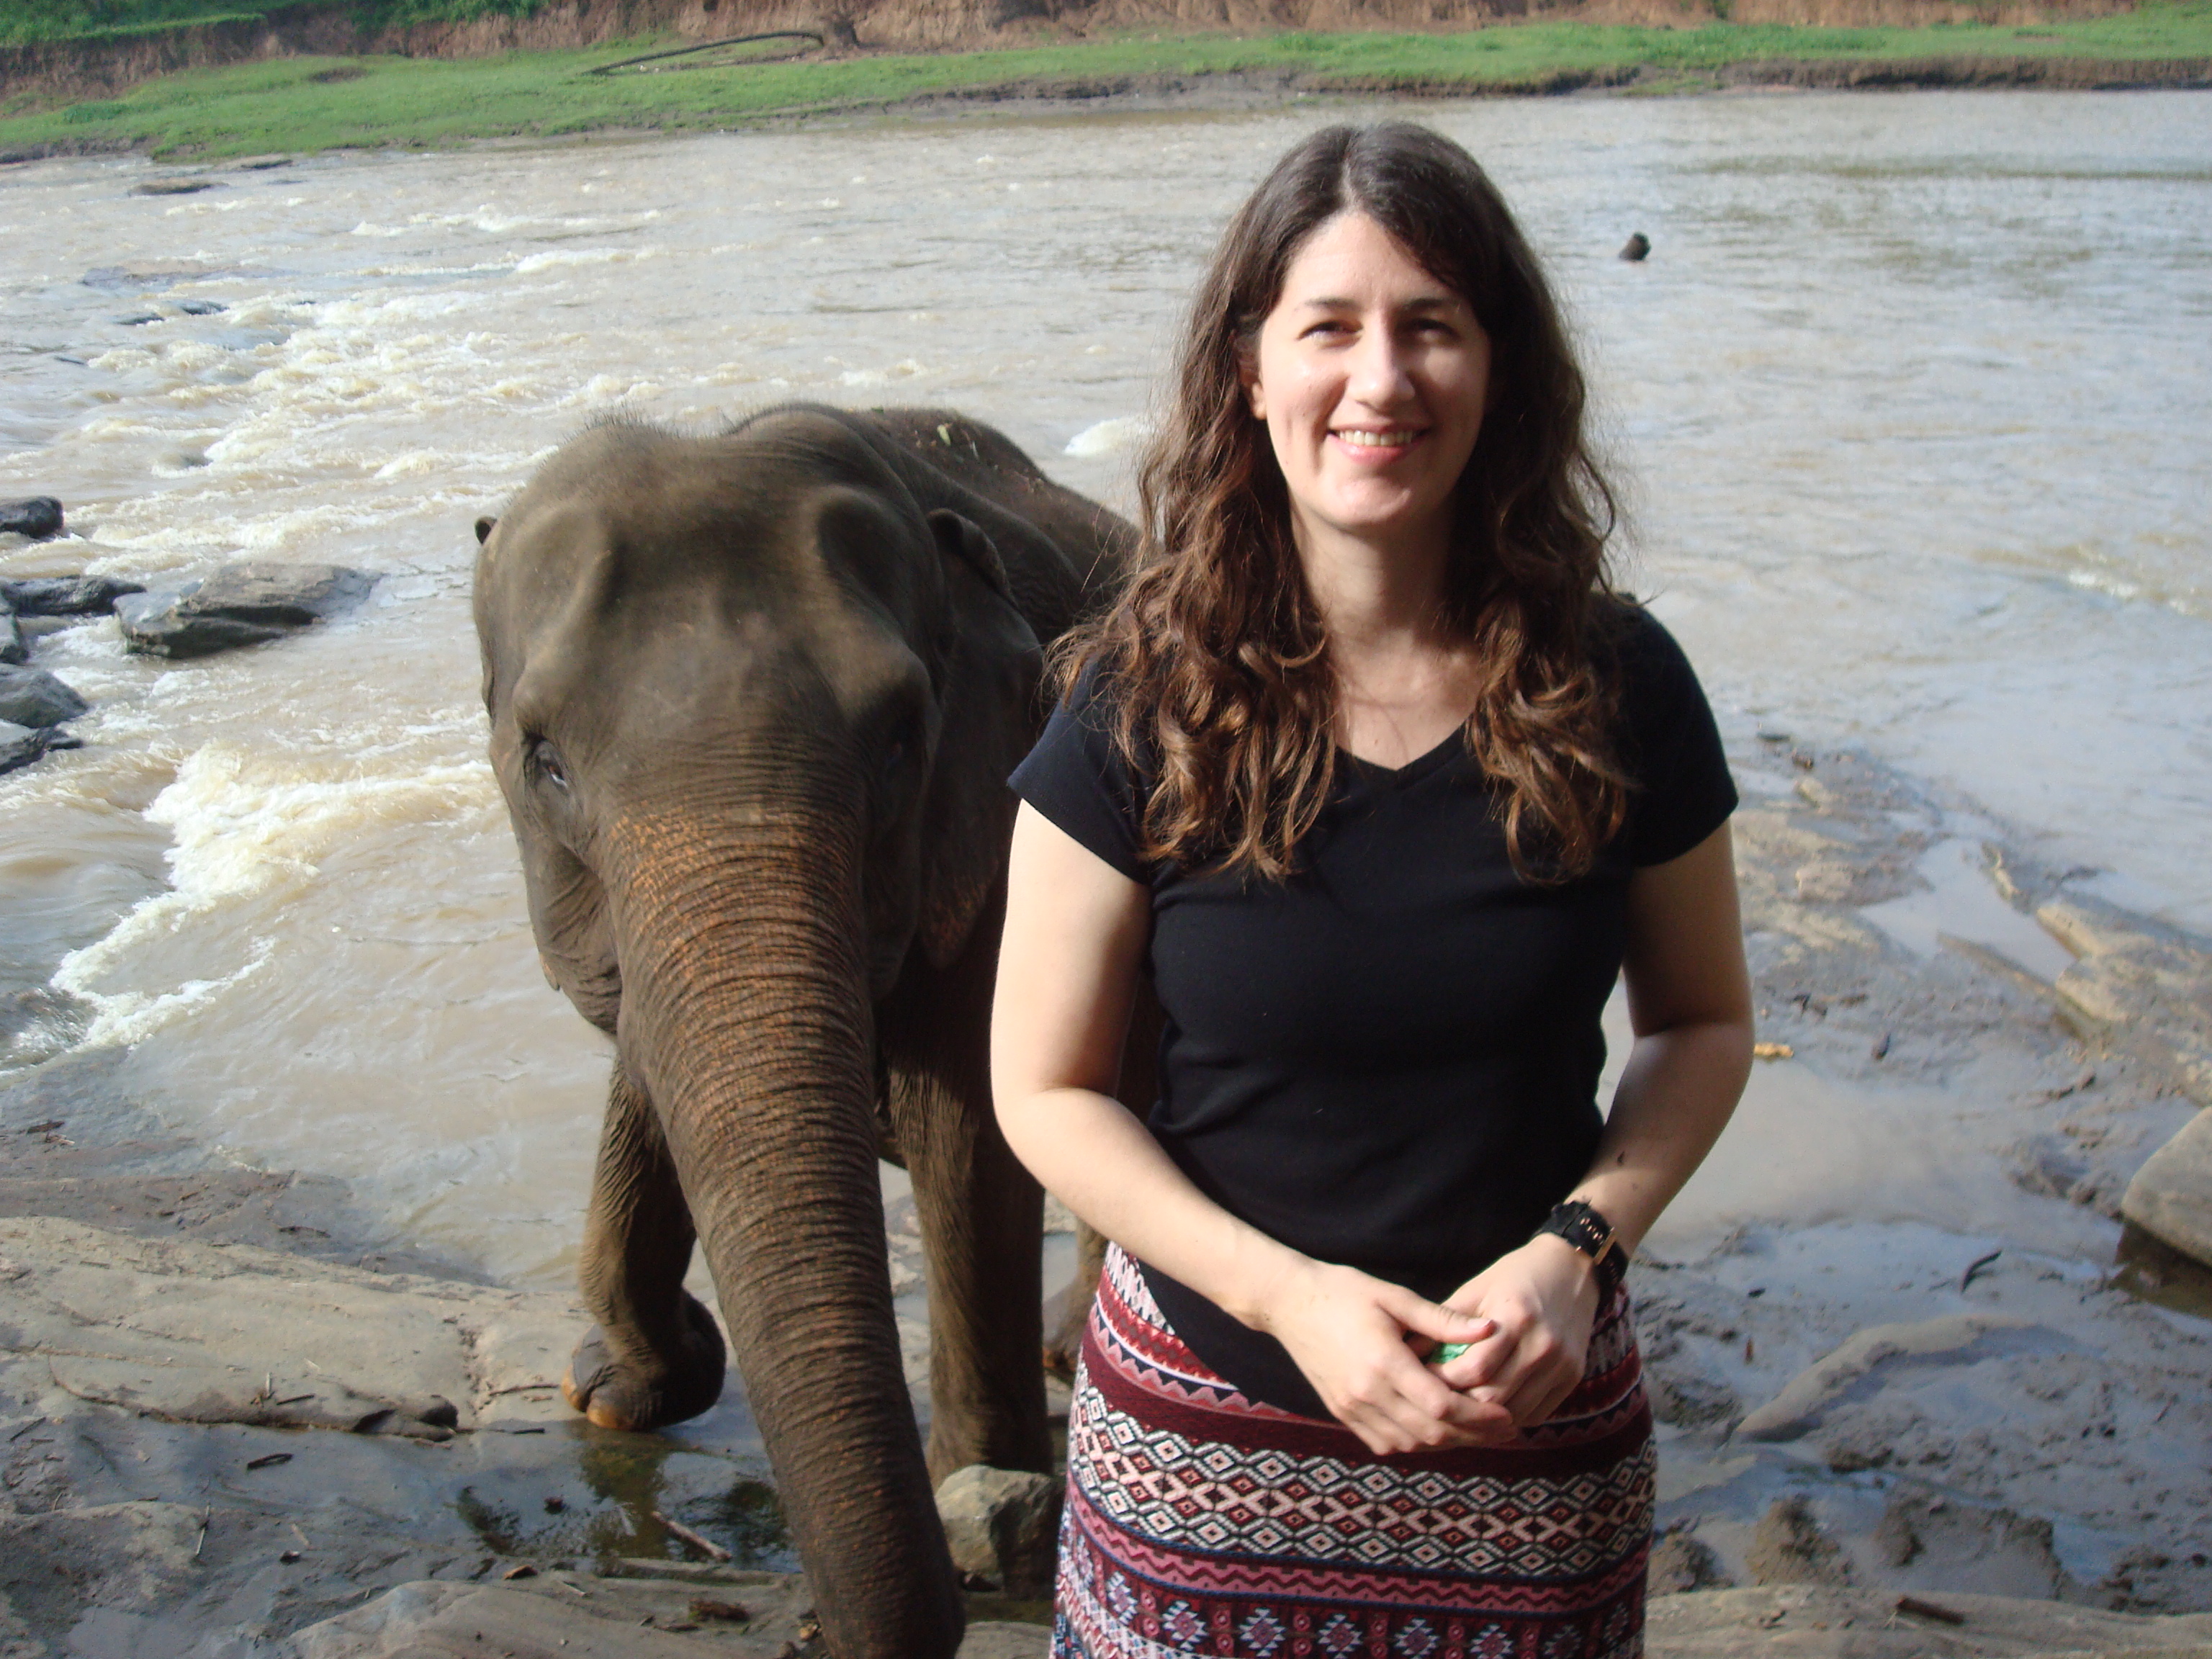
[1240,210,1492,560]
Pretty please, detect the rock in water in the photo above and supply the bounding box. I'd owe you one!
[0,498,63,540]
[2124,1107,2212,1269]
[1619,232,1652,263]
[0,665,90,729]
[116,562,379,659]
[0,721,50,776]
[935,1464,1061,1596]
[1,575,145,616]
[0,610,23,667]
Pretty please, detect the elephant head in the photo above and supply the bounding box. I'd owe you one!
[473,408,1046,1658]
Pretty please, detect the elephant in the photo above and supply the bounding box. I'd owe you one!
[472,404,1143,1658]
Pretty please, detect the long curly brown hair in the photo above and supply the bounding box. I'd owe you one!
[1058,122,1631,882]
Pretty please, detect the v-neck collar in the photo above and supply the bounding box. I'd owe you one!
[1339,727,1466,790]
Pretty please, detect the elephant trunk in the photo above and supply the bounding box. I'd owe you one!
[606,804,963,1659]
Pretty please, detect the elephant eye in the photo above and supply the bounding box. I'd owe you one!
[531,738,571,791]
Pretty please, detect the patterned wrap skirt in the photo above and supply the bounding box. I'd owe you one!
[1053,1245,1655,1659]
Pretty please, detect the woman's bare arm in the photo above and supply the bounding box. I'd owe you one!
[1437,822,1754,1424]
[990,802,1507,1453]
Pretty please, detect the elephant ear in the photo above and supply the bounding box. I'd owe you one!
[918,509,1041,970]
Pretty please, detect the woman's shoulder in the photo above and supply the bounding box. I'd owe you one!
[1596,595,1696,685]
[1008,645,1156,882]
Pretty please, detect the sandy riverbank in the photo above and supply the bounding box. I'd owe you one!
[0,726,2208,1653]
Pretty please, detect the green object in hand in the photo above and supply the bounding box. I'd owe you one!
[1431,1341,1473,1365]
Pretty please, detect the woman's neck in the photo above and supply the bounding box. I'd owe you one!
[1296,520,1480,767]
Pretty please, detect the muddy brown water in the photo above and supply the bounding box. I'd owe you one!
[0,91,2206,1305]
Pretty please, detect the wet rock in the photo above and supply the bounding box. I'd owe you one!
[0,497,63,540]
[1868,1488,2071,1600]
[1734,1314,2035,1441]
[1650,1527,1733,1594]
[1619,232,1651,262]
[0,1501,204,1635]
[1646,1365,1740,1431]
[0,1214,579,1434]
[288,1581,733,1659]
[132,179,216,197]
[2124,1107,2212,1269]
[2008,1130,2092,1200]
[1745,1494,1851,1587]
[0,720,58,776]
[1,575,145,616]
[2041,897,2212,1099]
[288,1572,1040,1657]
[935,1464,1061,1597]
[1645,1585,2212,1658]
[116,562,379,659]
[0,663,89,729]
[0,609,22,665]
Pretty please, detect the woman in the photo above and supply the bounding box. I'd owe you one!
[992,123,1752,1659]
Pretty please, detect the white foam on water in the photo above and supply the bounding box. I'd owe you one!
[53,744,498,1049]
[1064,415,1151,458]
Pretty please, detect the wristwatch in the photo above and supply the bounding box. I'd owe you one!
[1536,1200,1627,1300]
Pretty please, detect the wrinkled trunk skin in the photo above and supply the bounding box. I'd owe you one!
[606,804,962,1659]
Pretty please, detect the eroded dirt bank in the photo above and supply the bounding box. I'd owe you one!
[0,0,2153,106]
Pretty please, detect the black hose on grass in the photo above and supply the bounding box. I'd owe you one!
[585,32,827,76]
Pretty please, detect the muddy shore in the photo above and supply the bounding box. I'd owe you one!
[0,726,2208,1655]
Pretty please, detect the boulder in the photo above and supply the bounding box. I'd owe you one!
[0,664,89,729]
[935,1464,1061,1596]
[0,609,22,666]
[0,721,50,776]
[2123,1107,2212,1269]
[1,575,144,616]
[0,498,63,540]
[115,562,379,659]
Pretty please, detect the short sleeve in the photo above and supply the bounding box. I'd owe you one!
[1616,608,1737,867]
[1007,660,1154,884]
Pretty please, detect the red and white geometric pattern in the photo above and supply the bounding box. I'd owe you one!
[1053,1246,1654,1659]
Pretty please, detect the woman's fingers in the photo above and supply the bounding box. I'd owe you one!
[1391,1290,1496,1349]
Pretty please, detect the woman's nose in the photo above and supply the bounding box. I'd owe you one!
[1346,325,1416,406]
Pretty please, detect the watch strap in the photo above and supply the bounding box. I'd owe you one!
[1537,1200,1626,1300]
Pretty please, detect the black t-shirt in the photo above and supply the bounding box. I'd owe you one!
[1007,605,1737,1419]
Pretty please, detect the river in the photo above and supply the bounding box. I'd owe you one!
[0,89,2206,1287]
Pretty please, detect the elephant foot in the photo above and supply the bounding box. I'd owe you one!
[560,1292,727,1431]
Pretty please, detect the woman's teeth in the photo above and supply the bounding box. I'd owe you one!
[1335,429,1419,447]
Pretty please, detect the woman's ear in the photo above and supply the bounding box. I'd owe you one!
[1236,343,1267,421]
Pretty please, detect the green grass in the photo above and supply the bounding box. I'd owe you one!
[4,1,2208,159]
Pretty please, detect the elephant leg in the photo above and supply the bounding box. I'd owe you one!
[562,1061,727,1431]
[884,921,1051,1485]
[1042,982,1164,1380]
[1043,1220,1107,1382]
